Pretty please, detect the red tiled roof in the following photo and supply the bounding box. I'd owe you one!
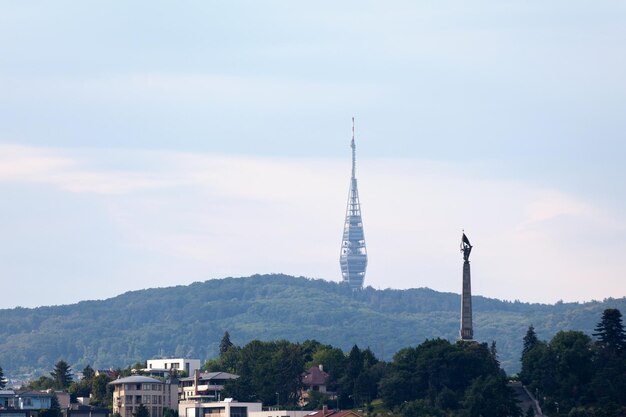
[302,366,329,386]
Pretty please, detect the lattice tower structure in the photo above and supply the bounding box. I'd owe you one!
[339,118,368,290]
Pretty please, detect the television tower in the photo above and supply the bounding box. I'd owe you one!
[339,117,368,289]
[460,232,474,340]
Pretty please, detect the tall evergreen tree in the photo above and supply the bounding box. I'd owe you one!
[220,331,234,356]
[593,308,626,353]
[490,340,499,366]
[591,309,626,407]
[522,325,539,357]
[50,360,73,389]
[82,365,95,382]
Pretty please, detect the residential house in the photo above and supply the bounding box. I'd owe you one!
[54,391,70,410]
[0,391,15,409]
[178,371,238,401]
[15,392,52,410]
[146,359,201,378]
[95,370,117,380]
[179,399,262,417]
[300,365,330,405]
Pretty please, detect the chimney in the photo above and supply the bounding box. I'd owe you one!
[318,364,323,372]
[322,405,328,415]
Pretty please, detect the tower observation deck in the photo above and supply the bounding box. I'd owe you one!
[339,118,368,290]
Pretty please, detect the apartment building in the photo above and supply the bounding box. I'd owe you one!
[109,376,177,417]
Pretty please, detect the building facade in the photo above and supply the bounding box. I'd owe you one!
[109,376,177,417]
[179,372,238,402]
[146,359,201,377]
[179,399,262,417]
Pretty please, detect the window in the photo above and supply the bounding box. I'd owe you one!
[231,407,248,417]
[203,407,225,416]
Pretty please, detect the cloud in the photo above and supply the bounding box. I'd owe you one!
[0,144,624,307]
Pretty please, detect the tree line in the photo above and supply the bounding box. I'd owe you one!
[11,307,624,417]
[24,361,114,409]
[520,308,626,417]
[205,331,521,417]
[4,331,522,417]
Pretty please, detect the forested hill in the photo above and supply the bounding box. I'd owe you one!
[1,274,624,376]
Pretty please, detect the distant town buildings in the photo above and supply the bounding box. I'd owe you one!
[2,352,362,417]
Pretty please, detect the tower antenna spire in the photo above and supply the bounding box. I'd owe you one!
[340,117,367,290]
[351,117,356,179]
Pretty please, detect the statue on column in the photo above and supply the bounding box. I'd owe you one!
[459,231,474,340]
[461,232,472,261]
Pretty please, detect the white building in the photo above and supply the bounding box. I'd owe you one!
[146,359,201,377]
[179,371,238,401]
[250,411,313,417]
[179,399,262,417]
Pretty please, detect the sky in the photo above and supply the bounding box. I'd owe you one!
[1,1,625,308]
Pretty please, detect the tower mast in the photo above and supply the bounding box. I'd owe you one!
[340,117,368,289]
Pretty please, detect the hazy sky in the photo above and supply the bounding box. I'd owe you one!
[1,1,625,308]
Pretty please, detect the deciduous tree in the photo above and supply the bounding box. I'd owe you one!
[91,374,112,407]
[462,375,522,417]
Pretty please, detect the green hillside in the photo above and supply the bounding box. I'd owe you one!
[1,274,624,376]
